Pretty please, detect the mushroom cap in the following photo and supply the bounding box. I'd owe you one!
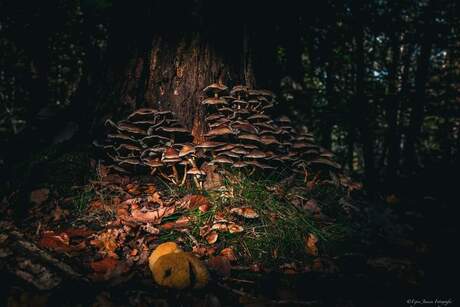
[231,147,249,155]
[202,97,227,105]
[214,143,236,152]
[237,134,261,143]
[232,161,248,168]
[116,144,142,152]
[157,126,190,134]
[245,149,266,159]
[260,135,281,145]
[117,122,148,135]
[187,167,205,175]
[118,158,141,166]
[195,141,225,149]
[211,157,233,164]
[206,114,224,122]
[245,160,275,169]
[218,151,240,158]
[203,83,228,95]
[163,147,180,160]
[231,122,258,134]
[204,126,233,137]
[247,114,271,121]
[179,144,196,157]
[107,133,137,143]
[230,85,248,95]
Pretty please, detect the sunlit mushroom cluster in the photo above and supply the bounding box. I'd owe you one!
[99,83,341,188]
[100,109,206,188]
[200,83,341,174]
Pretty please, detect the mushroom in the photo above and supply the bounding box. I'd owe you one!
[187,166,206,189]
[203,83,228,97]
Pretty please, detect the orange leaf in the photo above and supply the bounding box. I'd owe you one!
[90,257,118,274]
[38,231,69,251]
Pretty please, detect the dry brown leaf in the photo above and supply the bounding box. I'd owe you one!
[38,231,69,251]
[205,231,218,244]
[90,257,118,274]
[230,207,259,219]
[199,225,211,237]
[192,245,217,257]
[30,188,50,205]
[220,247,237,262]
[147,191,163,205]
[90,231,118,258]
[64,227,94,239]
[130,206,175,224]
[178,194,210,210]
[208,255,231,277]
[305,233,319,256]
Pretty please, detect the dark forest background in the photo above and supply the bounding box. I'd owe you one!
[1,0,459,197]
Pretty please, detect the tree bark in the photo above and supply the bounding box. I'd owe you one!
[404,1,435,173]
[96,0,280,141]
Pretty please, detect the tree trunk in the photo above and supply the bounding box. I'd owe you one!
[404,1,435,173]
[96,0,279,141]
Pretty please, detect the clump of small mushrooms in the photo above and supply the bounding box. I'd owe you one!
[99,83,341,188]
[98,109,205,189]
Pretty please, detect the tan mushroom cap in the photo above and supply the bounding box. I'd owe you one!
[116,144,142,152]
[195,141,225,149]
[211,157,233,164]
[245,160,275,169]
[179,144,196,157]
[218,151,240,158]
[245,149,266,159]
[204,126,233,137]
[157,126,190,134]
[143,159,164,168]
[163,147,179,160]
[230,85,248,95]
[202,97,227,105]
[206,114,224,122]
[233,161,248,168]
[230,122,258,134]
[203,83,228,94]
[117,122,148,135]
[187,167,205,175]
[260,135,281,145]
[214,143,237,152]
[237,134,261,143]
[231,147,249,155]
[118,158,141,166]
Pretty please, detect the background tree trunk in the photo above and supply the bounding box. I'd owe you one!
[95,0,280,141]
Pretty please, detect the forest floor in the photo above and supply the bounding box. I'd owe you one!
[0,144,457,307]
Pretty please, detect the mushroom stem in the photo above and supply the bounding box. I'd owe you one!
[180,164,188,186]
[158,169,173,183]
[193,175,201,190]
[172,164,179,184]
[150,168,158,175]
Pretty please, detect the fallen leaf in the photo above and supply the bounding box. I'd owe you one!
[305,233,319,256]
[30,188,50,205]
[230,207,259,219]
[64,227,94,238]
[147,191,163,205]
[220,247,237,262]
[193,245,217,257]
[178,194,210,210]
[206,231,218,244]
[90,257,118,274]
[38,231,69,251]
[130,206,175,224]
[90,231,118,258]
[208,255,231,277]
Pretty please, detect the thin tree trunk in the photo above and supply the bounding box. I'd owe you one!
[404,1,435,173]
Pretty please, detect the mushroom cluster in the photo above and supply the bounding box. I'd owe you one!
[100,83,341,187]
[200,83,340,175]
[100,109,205,188]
